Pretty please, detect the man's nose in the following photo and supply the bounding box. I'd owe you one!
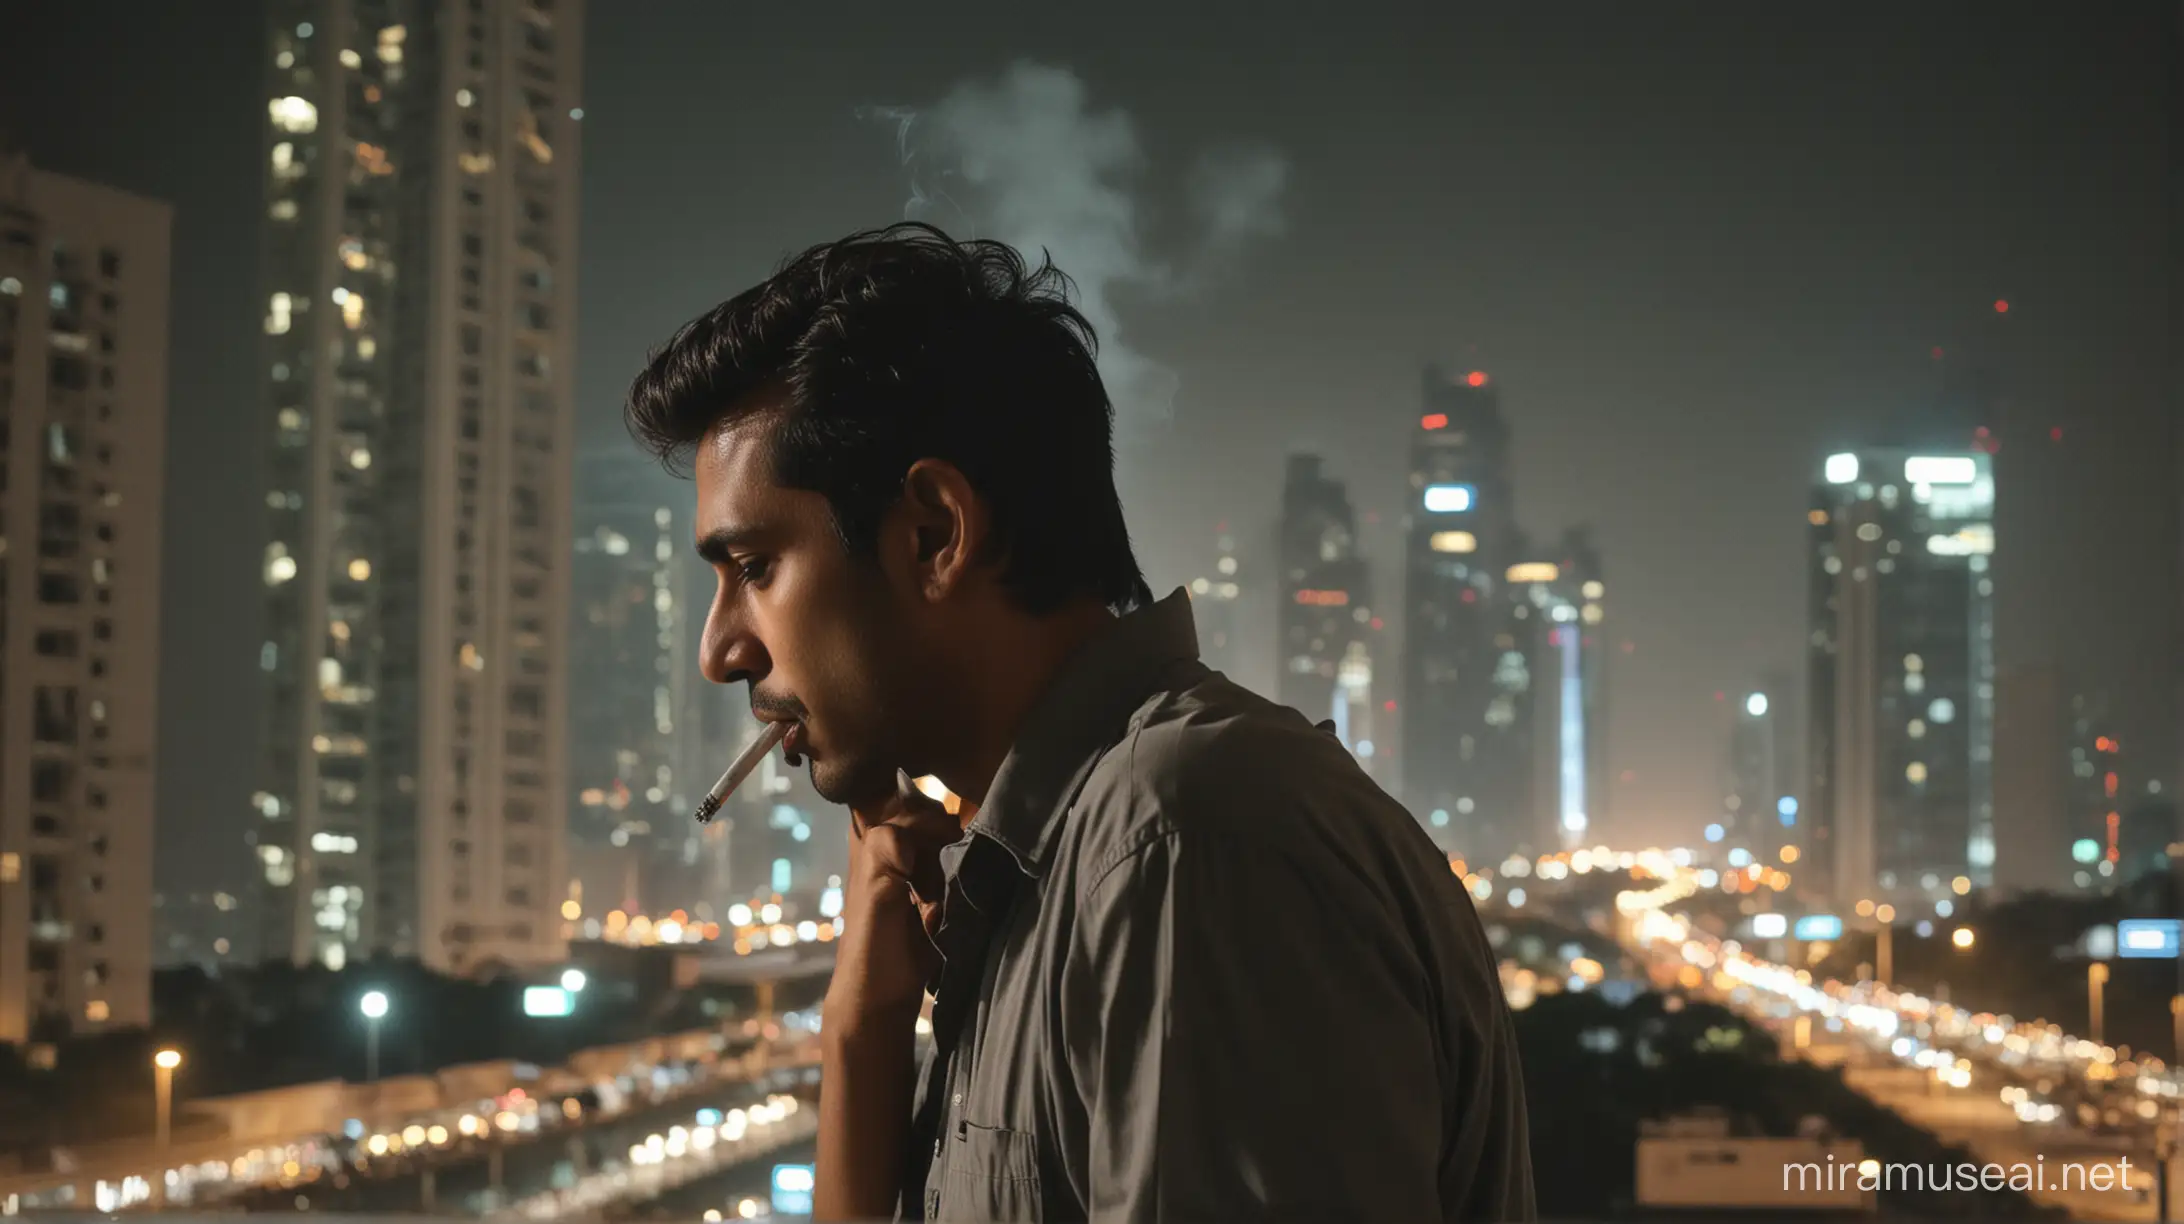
[701,601,767,687]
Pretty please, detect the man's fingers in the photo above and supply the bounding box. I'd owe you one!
[863,823,950,909]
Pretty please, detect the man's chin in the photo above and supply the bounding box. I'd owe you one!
[807,757,893,809]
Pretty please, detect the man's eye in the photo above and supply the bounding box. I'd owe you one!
[737,558,772,585]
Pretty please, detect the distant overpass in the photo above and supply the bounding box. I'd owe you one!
[685,942,836,986]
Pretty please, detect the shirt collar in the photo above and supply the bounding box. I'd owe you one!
[961,586,1201,878]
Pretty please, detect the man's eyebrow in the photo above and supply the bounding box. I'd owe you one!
[694,525,767,565]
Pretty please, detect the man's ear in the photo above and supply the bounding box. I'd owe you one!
[899,458,986,601]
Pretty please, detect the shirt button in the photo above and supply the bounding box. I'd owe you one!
[927,1189,940,1217]
[951,1092,962,1106]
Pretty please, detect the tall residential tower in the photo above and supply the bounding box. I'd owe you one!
[0,157,169,1042]
[1806,448,1996,906]
[1403,368,1527,855]
[1276,455,1381,775]
[251,0,583,973]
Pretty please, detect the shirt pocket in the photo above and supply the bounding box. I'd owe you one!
[940,1121,1043,1222]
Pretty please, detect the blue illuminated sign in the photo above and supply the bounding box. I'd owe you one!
[772,1163,815,1215]
[2117,919,2182,960]
[1422,483,1476,513]
[1793,914,1844,941]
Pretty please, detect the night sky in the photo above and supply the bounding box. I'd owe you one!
[11,1,2177,898]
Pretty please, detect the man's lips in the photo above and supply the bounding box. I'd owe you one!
[783,721,809,761]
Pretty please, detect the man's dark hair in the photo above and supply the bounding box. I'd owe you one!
[625,222,1150,616]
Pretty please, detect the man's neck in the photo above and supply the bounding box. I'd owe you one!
[939,599,1118,809]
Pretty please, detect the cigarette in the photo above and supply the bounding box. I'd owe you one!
[693,721,790,824]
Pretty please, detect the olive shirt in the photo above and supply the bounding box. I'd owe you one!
[898,587,1535,1222]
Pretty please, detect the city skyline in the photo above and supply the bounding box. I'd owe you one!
[8,0,2176,901]
[0,5,2181,1218]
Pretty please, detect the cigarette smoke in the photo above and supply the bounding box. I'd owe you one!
[859,62,1287,450]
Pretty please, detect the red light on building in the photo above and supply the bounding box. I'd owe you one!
[2104,771,2118,799]
[1293,589,1350,607]
[1930,346,1945,359]
[1994,299,2010,313]
[2050,426,2063,443]
[2106,811,2121,861]
[1620,640,1635,654]
[1459,588,1477,604]
[1369,617,1384,630]
[1383,699,1397,712]
[1421,412,1448,430]
[1714,691,1726,702]
[1465,371,1488,387]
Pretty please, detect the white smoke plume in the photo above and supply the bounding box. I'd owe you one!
[859,62,1287,446]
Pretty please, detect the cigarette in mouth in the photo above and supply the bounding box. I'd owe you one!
[692,721,791,824]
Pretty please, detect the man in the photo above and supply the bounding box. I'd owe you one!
[625,223,1534,1221]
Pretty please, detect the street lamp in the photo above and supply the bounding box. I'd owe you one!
[153,1049,182,1205]
[359,990,390,1081]
[560,968,587,993]
[1952,927,1976,950]
[1872,905,1897,985]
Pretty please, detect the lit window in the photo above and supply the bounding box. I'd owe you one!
[1824,453,1859,484]
[456,89,475,107]
[0,276,20,296]
[265,291,292,335]
[85,1000,110,1023]
[265,543,297,585]
[1429,531,1476,554]
[350,448,372,469]
[276,50,294,69]
[268,96,319,134]
[1903,653,1923,673]
[348,558,372,581]
[1906,761,1928,784]
[1907,719,1926,739]
[1855,522,1883,542]
[339,48,362,68]
[270,200,298,221]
